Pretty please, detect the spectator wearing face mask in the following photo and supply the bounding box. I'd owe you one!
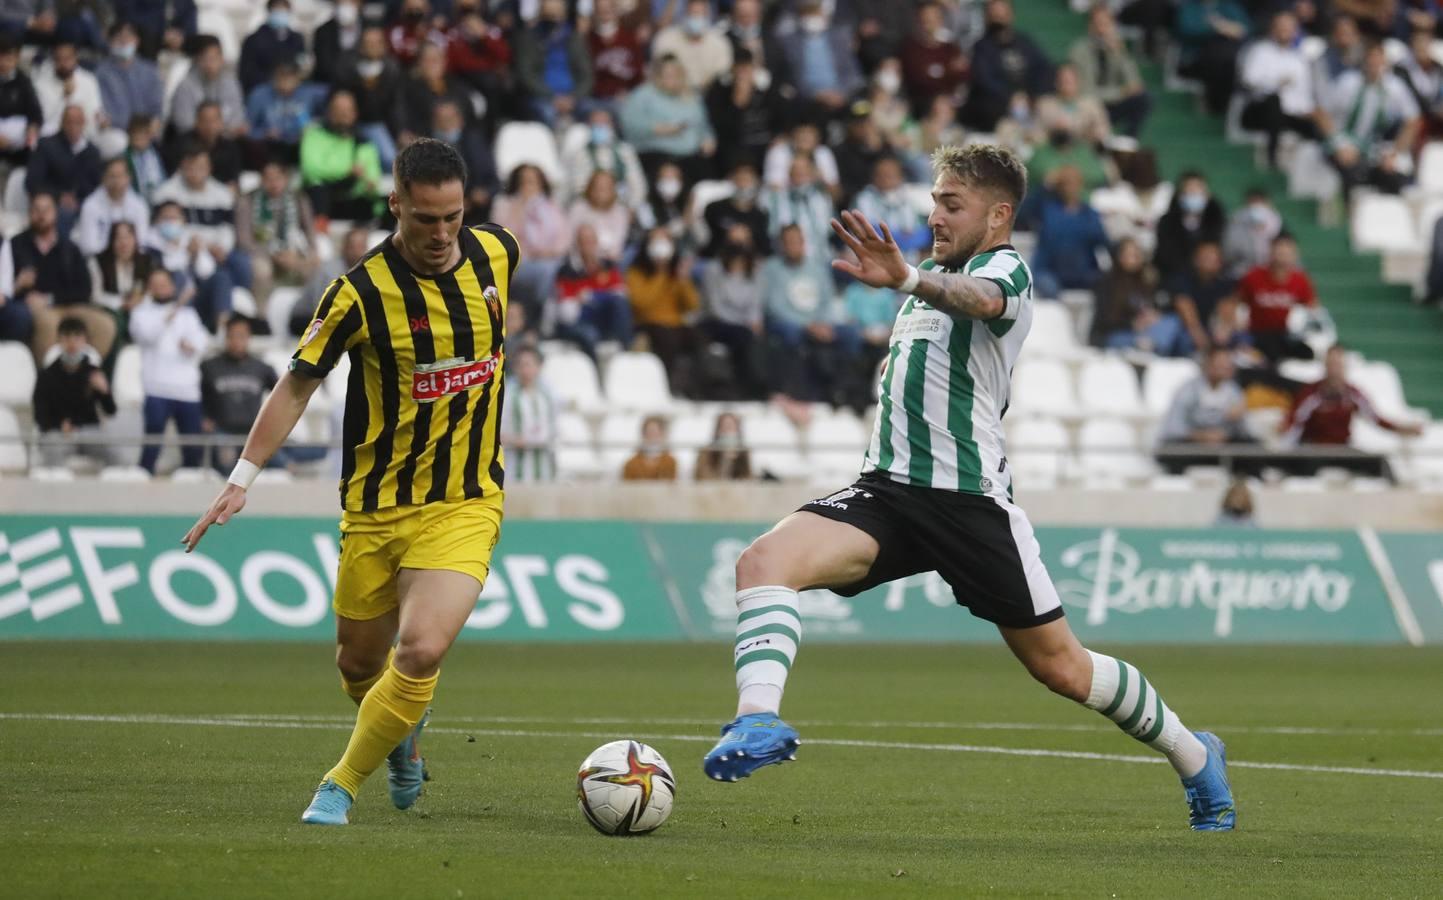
[446,0,512,112]
[588,0,647,103]
[562,107,649,210]
[388,0,445,68]
[314,0,365,86]
[515,0,595,128]
[902,2,970,114]
[336,26,405,170]
[239,0,305,94]
[964,0,1055,131]
[702,163,770,258]
[774,0,865,121]
[724,0,773,75]
[428,100,498,225]
[639,160,690,243]
[32,315,116,468]
[694,412,752,480]
[621,415,678,481]
[96,23,163,145]
[652,0,734,92]
[154,145,252,329]
[1221,187,1283,277]
[1153,171,1226,283]
[627,228,701,385]
[110,0,198,59]
[128,268,211,473]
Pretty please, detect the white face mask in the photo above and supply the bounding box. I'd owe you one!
[656,178,682,201]
[357,59,384,78]
[335,3,358,26]
[595,20,618,38]
[876,70,901,95]
[801,15,827,33]
[647,239,674,260]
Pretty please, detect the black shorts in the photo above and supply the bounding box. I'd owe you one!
[799,473,1065,629]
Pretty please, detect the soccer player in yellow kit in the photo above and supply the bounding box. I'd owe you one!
[182,138,518,825]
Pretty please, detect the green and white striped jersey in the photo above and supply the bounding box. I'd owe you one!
[861,246,1032,496]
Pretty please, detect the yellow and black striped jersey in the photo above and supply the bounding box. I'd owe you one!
[291,224,519,512]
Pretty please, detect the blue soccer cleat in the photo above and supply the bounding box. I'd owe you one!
[301,779,354,825]
[703,712,800,782]
[1182,731,1236,831]
[387,707,431,810]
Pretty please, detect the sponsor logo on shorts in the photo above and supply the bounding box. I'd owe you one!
[807,487,873,511]
[412,354,501,402]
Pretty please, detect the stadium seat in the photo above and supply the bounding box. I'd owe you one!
[195,8,240,63]
[1010,358,1078,419]
[3,166,27,214]
[557,122,590,164]
[1287,141,1341,202]
[0,404,25,471]
[266,286,304,340]
[171,467,219,483]
[556,411,595,448]
[754,448,812,481]
[1007,450,1063,489]
[28,466,73,480]
[1142,357,1200,417]
[668,413,715,451]
[807,410,867,479]
[738,405,800,452]
[1278,358,1324,384]
[1008,416,1070,452]
[598,411,642,470]
[686,179,734,247]
[161,60,191,124]
[0,342,36,408]
[1417,142,1443,196]
[1408,423,1443,482]
[556,445,605,480]
[112,346,144,408]
[99,466,150,482]
[1077,356,1144,418]
[1077,418,1151,482]
[541,349,604,412]
[1021,300,1080,357]
[1351,419,1404,454]
[602,352,673,412]
[493,121,562,186]
[1280,475,1326,492]
[254,469,294,484]
[1352,360,1415,422]
[1352,193,1419,254]
[1148,474,1194,491]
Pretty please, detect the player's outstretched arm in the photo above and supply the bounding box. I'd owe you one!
[830,209,1004,320]
[181,370,324,552]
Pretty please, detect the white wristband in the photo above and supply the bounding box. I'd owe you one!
[227,458,260,490]
[898,264,920,295]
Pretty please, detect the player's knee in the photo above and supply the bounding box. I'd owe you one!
[1027,653,1090,703]
[393,639,447,677]
[735,535,797,592]
[335,645,386,684]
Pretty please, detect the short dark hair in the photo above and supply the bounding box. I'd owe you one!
[191,34,221,57]
[504,163,550,197]
[58,316,88,338]
[225,315,254,333]
[394,137,468,193]
[108,21,136,41]
[931,143,1028,209]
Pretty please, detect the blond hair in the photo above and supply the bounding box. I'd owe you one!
[931,143,1028,207]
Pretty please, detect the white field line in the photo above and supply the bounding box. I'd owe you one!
[2,712,1442,781]
[142,712,1443,738]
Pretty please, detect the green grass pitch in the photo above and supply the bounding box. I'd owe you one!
[3,642,1441,898]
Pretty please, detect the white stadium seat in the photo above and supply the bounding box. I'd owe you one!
[1008,416,1070,452]
[597,412,642,472]
[807,411,867,477]
[195,8,240,63]
[1417,141,1443,195]
[668,413,715,450]
[1007,450,1063,489]
[542,349,604,412]
[555,411,595,449]
[1351,419,1403,454]
[1078,356,1144,418]
[1142,357,1200,417]
[1352,361,1414,422]
[603,352,673,412]
[112,346,144,408]
[0,342,36,408]
[1352,193,1419,254]
[0,405,25,471]
[556,445,605,480]
[686,180,735,247]
[1010,358,1078,419]
[1023,300,1080,356]
[1077,418,1151,482]
[493,121,562,186]
[267,286,305,340]
[99,466,150,482]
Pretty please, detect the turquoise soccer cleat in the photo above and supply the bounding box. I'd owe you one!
[702,712,800,782]
[301,779,354,825]
[387,707,431,810]
[1182,731,1236,831]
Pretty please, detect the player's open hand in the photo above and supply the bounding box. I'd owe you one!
[831,210,909,290]
[181,484,248,553]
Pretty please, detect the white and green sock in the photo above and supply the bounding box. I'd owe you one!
[1084,650,1208,778]
[733,586,802,715]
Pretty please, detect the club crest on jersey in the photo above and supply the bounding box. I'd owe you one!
[483,285,502,321]
[301,318,324,347]
[412,353,501,402]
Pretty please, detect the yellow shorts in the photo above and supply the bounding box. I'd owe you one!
[334,496,504,621]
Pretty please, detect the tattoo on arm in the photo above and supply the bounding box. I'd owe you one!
[911,269,1006,320]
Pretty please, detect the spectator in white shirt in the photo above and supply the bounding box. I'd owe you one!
[651,0,734,92]
[74,157,150,257]
[32,41,103,141]
[1240,11,1317,167]
[1396,27,1443,140]
[500,345,558,482]
[153,146,252,328]
[1315,40,1422,197]
[128,268,212,473]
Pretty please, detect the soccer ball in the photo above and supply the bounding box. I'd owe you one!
[576,740,676,835]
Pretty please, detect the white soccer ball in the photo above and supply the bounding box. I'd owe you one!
[576,740,676,835]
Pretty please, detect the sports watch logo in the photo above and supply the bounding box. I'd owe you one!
[0,528,84,622]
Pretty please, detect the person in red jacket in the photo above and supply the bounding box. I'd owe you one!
[1283,345,1422,445]
[1237,234,1316,362]
[589,0,647,101]
[901,2,968,114]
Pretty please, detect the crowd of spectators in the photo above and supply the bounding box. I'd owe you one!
[0,0,1428,482]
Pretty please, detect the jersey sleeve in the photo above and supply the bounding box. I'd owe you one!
[476,224,522,282]
[290,277,367,378]
[969,252,1031,330]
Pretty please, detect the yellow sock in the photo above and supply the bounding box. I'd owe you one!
[324,663,437,797]
[340,649,395,705]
